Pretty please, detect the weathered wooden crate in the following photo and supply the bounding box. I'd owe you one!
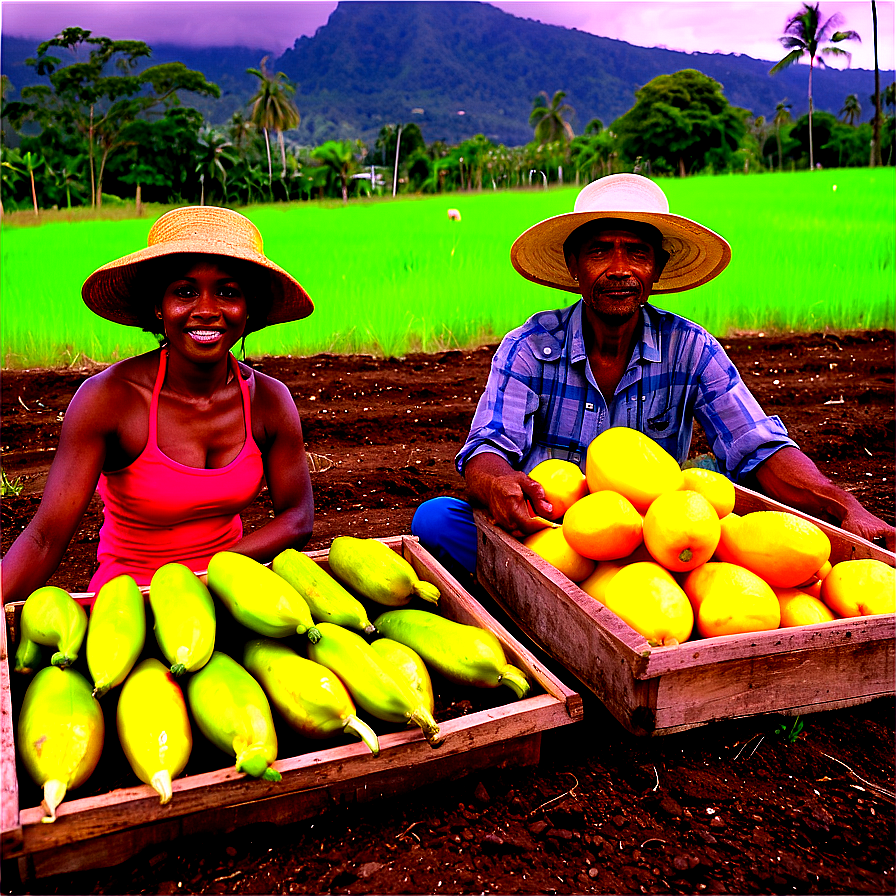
[1,537,582,881]
[475,484,895,737]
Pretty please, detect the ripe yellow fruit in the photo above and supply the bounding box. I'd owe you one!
[522,527,596,583]
[721,511,831,588]
[683,562,781,638]
[680,468,736,519]
[602,561,694,645]
[774,587,836,627]
[820,559,896,618]
[643,490,721,572]
[528,459,589,519]
[585,427,684,513]
[713,512,741,562]
[562,490,644,561]
[579,544,654,604]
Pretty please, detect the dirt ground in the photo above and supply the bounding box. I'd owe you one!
[1,329,894,895]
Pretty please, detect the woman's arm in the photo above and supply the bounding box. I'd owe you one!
[1,377,114,604]
[229,374,314,561]
[752,446,895,550]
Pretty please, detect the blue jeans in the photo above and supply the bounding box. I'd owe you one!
[411,496,478,575]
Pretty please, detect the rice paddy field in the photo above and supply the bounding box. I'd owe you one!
[1,168,893,368]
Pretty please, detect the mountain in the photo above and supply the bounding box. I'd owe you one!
[2,2,892,147]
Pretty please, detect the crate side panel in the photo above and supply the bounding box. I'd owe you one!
[652,637,896,732]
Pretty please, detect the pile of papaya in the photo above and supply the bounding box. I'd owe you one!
[521,425,895,647]
[11,537,530,822]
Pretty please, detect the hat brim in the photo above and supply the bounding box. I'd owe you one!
[82,241,313,328]
[511,210,731,294]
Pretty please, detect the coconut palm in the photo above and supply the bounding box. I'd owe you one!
[247,57,300,188]
[529,90,575,147]
[773,100,793,169]
[311,139,360,203]
[839,93,862,125]
[870,0,883,165]
[770,2,860,169]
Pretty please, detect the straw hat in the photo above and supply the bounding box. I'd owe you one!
[82,206,313,327]
[510,174,731,294]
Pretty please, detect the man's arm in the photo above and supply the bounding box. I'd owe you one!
[464,452,554,537]
[751,446,894,550]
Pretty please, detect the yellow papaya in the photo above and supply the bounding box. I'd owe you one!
[87,574,146,698]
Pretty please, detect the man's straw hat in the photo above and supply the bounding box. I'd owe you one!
[82,206,313,327]
[510,174,731,294]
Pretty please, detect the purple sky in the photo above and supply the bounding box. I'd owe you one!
[2,1,893,70]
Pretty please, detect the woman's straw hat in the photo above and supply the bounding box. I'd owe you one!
[82,206,313,326]
[510,174,731,294]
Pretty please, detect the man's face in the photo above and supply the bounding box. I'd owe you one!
[567,228,662,326]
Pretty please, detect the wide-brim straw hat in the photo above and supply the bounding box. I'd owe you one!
[510,174,731,294]
[82,206,313,327]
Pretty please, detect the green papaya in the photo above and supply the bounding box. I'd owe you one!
[308,622,443,747]
[370,638,435,714]
[272,548,376,634]
[17,666,104,822]
[149,563,216,677]
[186,651,282,781]
[327,536,440,606]
[243,639,380,755]
[15,586,88,672]
[117,658,192,805]
[86,574,146,698]
[373,608,531,699]
[206,551,321,642]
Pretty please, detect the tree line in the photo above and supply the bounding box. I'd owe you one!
[1,8,893,215]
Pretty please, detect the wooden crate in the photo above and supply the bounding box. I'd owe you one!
[475,484,895,737]
[1,537,582,881]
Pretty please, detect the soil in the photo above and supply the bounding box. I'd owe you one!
[1,330,894,896]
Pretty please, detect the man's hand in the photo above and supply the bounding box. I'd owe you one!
[839,506,895,552]
[464,453,557,537]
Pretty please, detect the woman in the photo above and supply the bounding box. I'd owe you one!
[1,206,315,604]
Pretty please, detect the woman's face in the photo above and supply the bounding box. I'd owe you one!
[158,259,249,362]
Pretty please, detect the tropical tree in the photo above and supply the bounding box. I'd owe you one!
[5,28,219,206]
[870,0,883,165]
[196,127,236,205]
[773,100,794,169]
[839,93,862,124]
[769,3,861,169]
[247,57,300,188]
[311,139,360,202]
[612,70,748,176]
[529,90,575,146]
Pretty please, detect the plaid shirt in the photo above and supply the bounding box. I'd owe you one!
[456,301,797,482]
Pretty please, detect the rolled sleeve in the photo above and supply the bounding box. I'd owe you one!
[455,338,541,475]
[694,340,798,482]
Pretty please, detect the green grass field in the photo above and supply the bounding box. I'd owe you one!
[2,168,893,368]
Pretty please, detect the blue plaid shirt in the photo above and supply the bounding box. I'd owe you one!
[456,301,797,482]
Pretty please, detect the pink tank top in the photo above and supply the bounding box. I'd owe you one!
[88,349,264,595]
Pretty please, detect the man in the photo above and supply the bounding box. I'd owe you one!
[412,174,894,572]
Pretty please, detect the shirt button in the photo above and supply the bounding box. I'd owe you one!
[543,347,552,356]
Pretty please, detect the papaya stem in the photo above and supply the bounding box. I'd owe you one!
[306,626,323,644]
[170,663,187,677]
[151,769,173,805]
[51,652,75,668]
[414,581,441,605]
[409,707,444,748]
[679,548,693,563]
[41,779,67,823]
[499,665,531,699]
[344,714,381,756]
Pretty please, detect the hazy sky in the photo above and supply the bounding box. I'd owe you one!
[2,1,893,70]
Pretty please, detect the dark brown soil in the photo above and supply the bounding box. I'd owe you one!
[2,330,894,895]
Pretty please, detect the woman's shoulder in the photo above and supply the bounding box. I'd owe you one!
[74,350,160,403]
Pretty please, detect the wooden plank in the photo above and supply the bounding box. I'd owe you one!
[0,599,23,855]
[18,733,544,879]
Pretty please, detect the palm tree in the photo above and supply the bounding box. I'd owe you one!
[247,57,300,189]
[773,101,793,170]
[839,93,862,124]
[770,2,860,169]
[196,127,235,205]
[529,90,575,147]
[870,0,882,166]
[311,139,359,203]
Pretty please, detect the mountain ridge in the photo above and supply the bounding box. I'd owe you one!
[2,1,891,147]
